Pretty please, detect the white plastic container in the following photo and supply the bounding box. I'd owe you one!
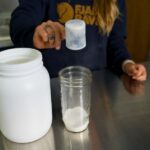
[0,48,52,143]
[65,19,86,50]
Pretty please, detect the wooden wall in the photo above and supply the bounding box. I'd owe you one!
[125,0,150,62]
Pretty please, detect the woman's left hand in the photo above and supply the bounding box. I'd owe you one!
[124,63,147,81]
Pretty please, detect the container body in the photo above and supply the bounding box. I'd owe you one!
[59,66,92,132]
[65,19,86,50]
[0,48,52,143]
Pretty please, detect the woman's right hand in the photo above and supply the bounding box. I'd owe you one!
[33,20,65,50]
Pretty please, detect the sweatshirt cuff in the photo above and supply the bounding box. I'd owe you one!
[122,59,135,73]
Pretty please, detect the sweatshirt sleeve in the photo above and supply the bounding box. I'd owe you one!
[107,0,131,74]
[10,0,48,48]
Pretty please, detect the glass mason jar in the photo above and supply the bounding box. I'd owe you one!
[0,48,52,143]
[59,66,92,132]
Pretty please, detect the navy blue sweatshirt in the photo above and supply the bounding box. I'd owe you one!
[10,0,130,77]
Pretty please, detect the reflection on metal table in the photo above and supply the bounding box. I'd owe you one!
[0,62,150,150]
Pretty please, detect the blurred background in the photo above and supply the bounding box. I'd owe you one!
[0,0,150,62]
[0,0,18,49]
[126,0,150,62]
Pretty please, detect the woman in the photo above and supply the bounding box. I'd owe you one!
[10,0,146,80]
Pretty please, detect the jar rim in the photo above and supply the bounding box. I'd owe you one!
[59,66,92,84]
[0,48,43,76]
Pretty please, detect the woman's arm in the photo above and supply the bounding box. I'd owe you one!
[107,0,130,74]
[10,0,48,47]
[107,0,147,81]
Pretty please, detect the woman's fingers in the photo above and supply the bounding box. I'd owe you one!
[126,64,137,76]
[133,75,146,81]
[33,22,53,49]
[55,22,65,40]
[44,24,56,48]
[132,65,147,81]
[36,23,49,42]
[33,25,48,49]
[33,20,65,49]
[127,64,147,81]
[46,21,62,50]
[125,63,147,81]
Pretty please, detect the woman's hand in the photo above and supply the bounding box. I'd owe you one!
[33,20,65,50]
[124,62,147,81]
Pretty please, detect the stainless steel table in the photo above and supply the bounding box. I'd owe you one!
[0,63,150,150]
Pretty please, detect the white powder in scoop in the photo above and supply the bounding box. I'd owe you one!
[63,106,89,132]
